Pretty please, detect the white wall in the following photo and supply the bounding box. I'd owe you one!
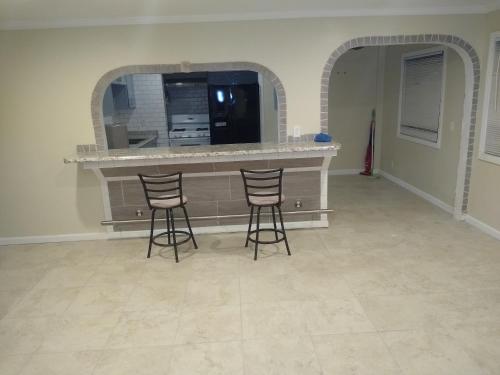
[0,15,491,238]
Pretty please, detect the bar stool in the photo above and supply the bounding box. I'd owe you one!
[240,168,291,261]
[138,172,197,262]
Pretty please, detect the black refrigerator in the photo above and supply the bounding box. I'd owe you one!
[208,71,261,145]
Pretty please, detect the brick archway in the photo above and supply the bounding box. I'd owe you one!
[91,61,287,149]
[320,34,480,217]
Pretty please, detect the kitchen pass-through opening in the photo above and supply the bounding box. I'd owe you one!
[102,70,279,149]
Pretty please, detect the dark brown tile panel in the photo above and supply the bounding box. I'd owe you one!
[218,199,248,216]
[283,171,320,197]
[122,180,148,206]
[108,181,123,207]
[183,176,230,202]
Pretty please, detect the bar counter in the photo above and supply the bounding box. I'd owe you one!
[64,141,341,235]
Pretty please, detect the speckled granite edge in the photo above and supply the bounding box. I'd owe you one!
[64,142,341,164]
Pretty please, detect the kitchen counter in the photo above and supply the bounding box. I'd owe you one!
[64,141,341,167]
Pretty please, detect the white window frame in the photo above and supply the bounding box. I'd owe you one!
[479,32,500,166]
[397,46,447,149]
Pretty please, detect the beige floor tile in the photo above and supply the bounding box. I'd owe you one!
[93,347,172,375]
[301,298,376,335]
[0,354,31,375]
[168,341,244,375]
[54,244,107,267]
[39,313,121,352]
[18,351,101,375]
[447,324,500,375]
[175,305,241,344]
[312,333,402,375]
[382,329,487,375]
[86,263,146,286]
[0,289,26,319]
[101,239,147,264]
[241,301,308,339]
[240,274,308,303]
[106,311,179,349]
[0,175,499,374]
[358,293,464,331]
[187,256,242,278]
[193,233,248,258]
[184,275,240,307]
[0,317,53,355]
[6,287,80,318]
[0,268,48,291]
[66,285,134,315]
[342,263,425,296]
[125,284,186,313]
[243,336,322,375]
[33,266,96,289]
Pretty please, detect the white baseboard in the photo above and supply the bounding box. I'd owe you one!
[0,232,109,246]
[0,220,328,246]
[378,170,454,214]
[328,169,363,176]
[463,215,500,241]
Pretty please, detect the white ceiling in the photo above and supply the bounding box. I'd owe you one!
[1,0,499,30]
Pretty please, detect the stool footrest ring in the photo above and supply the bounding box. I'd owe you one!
[247,228,286,245]
[152,230,193,247]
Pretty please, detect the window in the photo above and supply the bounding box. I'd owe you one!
[398,47,446,148]
[480,32,500,165]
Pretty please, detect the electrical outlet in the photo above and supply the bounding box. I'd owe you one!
[293,126,301,138]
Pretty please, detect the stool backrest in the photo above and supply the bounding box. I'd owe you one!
[240,168,284,206]
[138,172,184,209]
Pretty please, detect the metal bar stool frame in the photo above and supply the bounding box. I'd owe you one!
[138,172,197,262]
[240,168,291,260]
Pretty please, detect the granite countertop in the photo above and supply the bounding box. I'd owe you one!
[64,141,341,164]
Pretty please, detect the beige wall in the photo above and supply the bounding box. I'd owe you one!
[380,45,465,207]
[467,10,500,231]
[0,15,492,237]
[328,47,381,171]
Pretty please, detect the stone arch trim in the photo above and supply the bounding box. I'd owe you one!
[320,34,480,215]
[91,61,288,149]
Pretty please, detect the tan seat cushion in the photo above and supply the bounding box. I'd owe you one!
[248,193,285,206]
[150,194,188,209]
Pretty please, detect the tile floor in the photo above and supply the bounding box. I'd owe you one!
[1,175,500,374]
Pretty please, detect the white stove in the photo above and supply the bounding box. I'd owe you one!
[169,114,211,147]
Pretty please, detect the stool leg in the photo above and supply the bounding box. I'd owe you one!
[245,205,254,247]
[166,209,171,245]
[147,209,156,258]
[170,208,179,263]
[271,206,279,241]
[254,206,261,261]
[182,206,198,249]
[277,206,291,256]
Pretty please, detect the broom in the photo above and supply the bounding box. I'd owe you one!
[360,109,378,177]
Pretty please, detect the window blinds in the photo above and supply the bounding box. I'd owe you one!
[400,51,445,143]
[485,40,500,157]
